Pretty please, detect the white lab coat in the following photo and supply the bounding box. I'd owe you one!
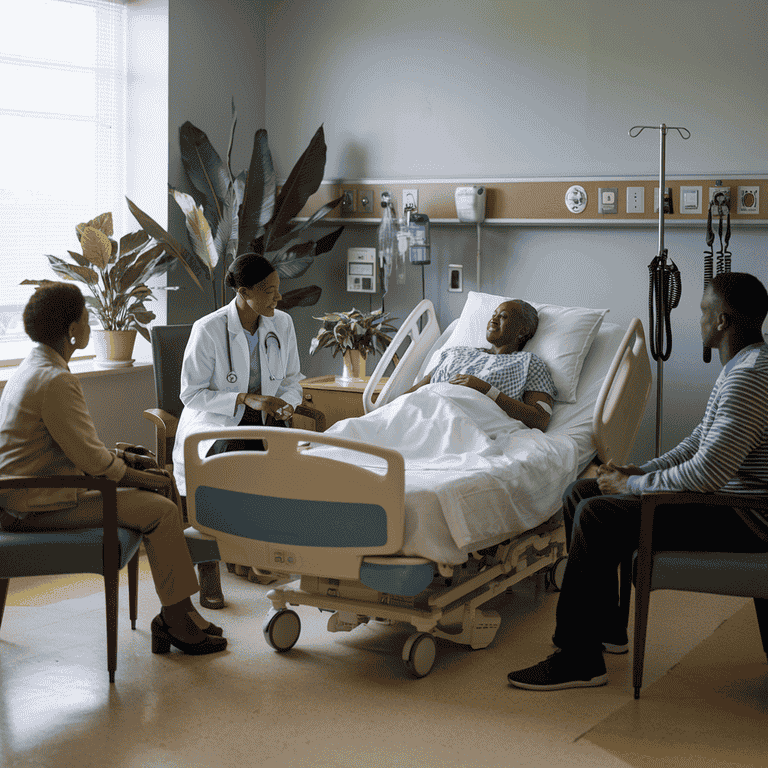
[172,298,305,495]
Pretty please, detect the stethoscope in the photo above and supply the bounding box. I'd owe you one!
[224,318,282,384]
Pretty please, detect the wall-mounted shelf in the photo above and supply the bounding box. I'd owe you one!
[297,176,768,228]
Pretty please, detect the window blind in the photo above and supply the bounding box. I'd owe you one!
[0,0,126,360]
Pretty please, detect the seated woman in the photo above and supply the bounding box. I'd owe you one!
[0,283,226,656]
[405,300,556,430]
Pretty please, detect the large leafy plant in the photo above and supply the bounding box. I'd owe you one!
[22,212,174,342]
[128,106,344,310]
[309,309,398,360]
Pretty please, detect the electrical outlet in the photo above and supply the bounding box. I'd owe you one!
[359,189,374,214]
[680,186,702,214]
[626,186,644,214]
[448,264,463,292]
[598,188,618,214]
[709,186,731,216]
[738,186,760,214]
[341,189,356,214]
[402,189,418,215]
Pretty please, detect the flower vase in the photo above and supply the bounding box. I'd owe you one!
[340,350,366,381]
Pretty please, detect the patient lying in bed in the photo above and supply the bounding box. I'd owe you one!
[403,300,557,431]
[310,300,573,552]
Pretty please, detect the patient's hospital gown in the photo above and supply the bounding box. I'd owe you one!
[430,347,557,401]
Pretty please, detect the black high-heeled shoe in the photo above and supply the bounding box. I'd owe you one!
[151,614,227,655]
[200,619,224,637]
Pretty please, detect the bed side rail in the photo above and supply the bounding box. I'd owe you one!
[184,427,406,580]
[593,318,652,465]
[363,299,441,414]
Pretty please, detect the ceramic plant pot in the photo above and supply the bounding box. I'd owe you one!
[340,349,366,381]
[92,329,137,368]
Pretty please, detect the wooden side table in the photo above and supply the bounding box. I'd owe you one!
[294,375,387,431]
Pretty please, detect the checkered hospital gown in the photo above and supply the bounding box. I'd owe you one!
[430,347,557,401]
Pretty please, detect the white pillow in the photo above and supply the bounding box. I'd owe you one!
[424,291,608,403]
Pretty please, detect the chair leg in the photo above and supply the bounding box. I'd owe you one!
[0,578,9,629]
[104,568,119,684]
[128,551,139,630]
[632,549,655,699]
[753,598,768,662]
[619,554,633,630]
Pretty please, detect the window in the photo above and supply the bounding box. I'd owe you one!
[0,0,126,364]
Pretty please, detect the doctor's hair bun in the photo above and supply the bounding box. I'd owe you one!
[226,252,276,290]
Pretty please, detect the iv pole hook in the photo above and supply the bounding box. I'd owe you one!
[628,123,690,456]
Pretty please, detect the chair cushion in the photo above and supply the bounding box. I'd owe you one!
[650,551,768,599]
[0,528,143,578]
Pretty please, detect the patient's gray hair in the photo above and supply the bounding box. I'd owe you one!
[516,300,539,348]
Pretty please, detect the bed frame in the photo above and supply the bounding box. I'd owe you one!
[185,302,652,677]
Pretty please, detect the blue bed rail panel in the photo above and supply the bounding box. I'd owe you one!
[195,486,389,548]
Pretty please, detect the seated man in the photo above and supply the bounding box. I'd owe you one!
[405,300,557,431]
[507,271,768,690]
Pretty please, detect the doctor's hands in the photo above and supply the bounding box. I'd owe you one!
[238,392,294,421]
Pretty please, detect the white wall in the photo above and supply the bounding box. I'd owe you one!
[263,0,768,461]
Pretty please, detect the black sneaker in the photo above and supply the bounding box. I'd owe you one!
[507,649,608,691]
[552,629,629,655]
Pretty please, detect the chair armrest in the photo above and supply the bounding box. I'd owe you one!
[639,491,768,553]
[293,404,326,432]
[143,409,179,468]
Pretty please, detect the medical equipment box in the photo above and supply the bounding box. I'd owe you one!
[347,247,377,293]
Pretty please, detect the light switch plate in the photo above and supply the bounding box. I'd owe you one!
[680,186,702,214]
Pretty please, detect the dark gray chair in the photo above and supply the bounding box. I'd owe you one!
[0,475,139,683]
[633,491,768,698]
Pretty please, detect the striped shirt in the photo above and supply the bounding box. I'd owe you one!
[627,343,768,509]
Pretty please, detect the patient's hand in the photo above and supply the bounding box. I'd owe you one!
[449,374,487,393]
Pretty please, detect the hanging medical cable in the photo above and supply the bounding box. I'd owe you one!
[629,123,690,456]
[377,192,397,308]
[703,188,732,363]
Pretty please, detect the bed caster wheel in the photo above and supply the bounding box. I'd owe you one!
[547,556,568,591]
[263,609,301,652]
[402,632,437,678]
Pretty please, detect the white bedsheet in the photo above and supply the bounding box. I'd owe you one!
[308,382,580,564]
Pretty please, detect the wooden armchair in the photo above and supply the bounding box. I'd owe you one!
[633,491,768,699]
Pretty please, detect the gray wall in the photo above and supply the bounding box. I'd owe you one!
[167,0,268,321]
[260,0,768,461]
[155,0,768,463]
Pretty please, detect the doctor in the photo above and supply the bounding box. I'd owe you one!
[173,252,305,497]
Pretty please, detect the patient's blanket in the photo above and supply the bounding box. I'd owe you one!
[310,382,580,559]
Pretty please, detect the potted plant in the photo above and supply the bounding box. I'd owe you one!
[309,308,398,380]
[22,212,186,366]
[127,103,345,311]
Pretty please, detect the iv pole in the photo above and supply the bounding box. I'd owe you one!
[628,123,690,456]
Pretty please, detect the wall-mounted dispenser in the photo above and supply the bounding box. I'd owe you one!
[455,186,486,223]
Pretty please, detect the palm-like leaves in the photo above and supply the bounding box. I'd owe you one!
[309,309,398,359]
[127,107,344,310]
[21,212,174,342]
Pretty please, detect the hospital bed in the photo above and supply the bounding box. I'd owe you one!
[185,293,652,677]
